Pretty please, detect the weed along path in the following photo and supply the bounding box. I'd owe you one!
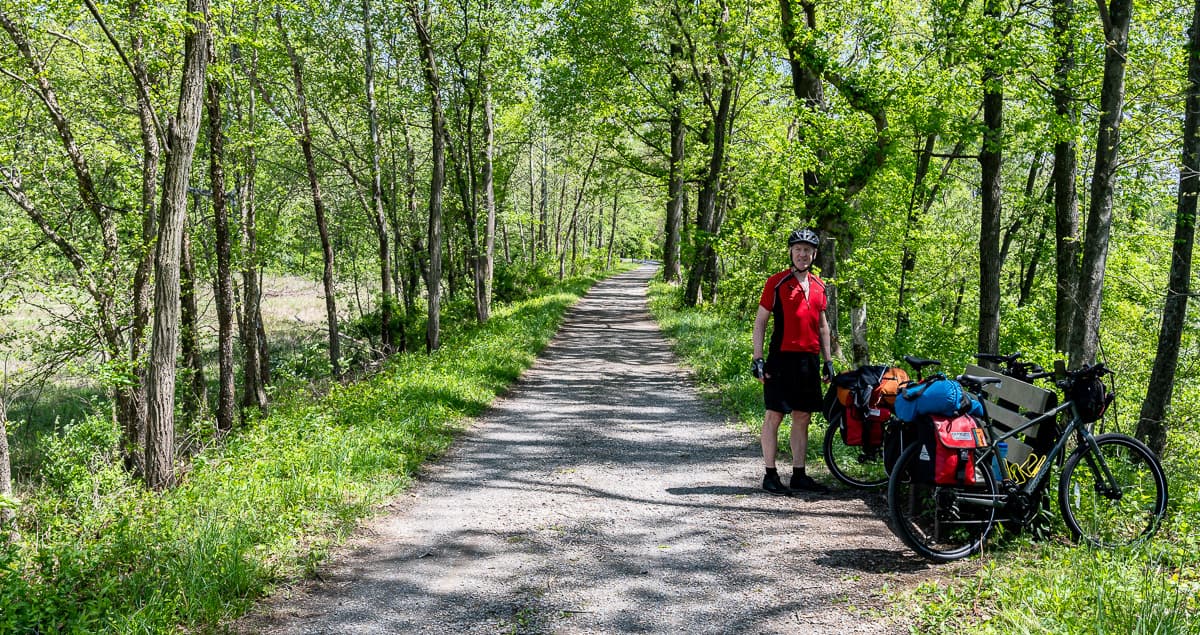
[237,265,941,634]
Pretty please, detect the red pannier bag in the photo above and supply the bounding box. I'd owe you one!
[844,405,890,447]
[931,414,987,485]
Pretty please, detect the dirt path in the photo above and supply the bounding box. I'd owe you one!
[235,265,945,634]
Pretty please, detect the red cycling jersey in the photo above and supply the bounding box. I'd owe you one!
[758,270,827,354]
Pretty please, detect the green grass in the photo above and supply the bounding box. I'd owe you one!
[645,281,1200,633]
[0,271,609,634]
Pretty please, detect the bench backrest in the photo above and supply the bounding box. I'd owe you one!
[963,363,1057,445]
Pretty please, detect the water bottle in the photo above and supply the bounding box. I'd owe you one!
[992,442,1009,480]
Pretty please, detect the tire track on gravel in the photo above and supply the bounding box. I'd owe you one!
[236,265,947,635]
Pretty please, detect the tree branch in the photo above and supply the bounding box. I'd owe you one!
[81,0,165,145]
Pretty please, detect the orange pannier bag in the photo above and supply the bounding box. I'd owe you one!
[872,366,910,407]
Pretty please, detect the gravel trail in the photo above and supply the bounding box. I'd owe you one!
[235,265,946,634]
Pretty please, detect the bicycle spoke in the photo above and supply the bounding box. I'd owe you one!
[887,443,997,561]
[1059,434,1168,548]
[823,420,887,489]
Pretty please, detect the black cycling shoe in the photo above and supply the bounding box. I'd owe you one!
[762,473,792,496]
[790,472,830,494]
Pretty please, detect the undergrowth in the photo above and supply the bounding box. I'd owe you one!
[0,272,606,633]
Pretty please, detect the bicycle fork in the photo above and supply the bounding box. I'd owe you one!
[1078,431,1125,501]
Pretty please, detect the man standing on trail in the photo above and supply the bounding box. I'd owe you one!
[751,228,833,495]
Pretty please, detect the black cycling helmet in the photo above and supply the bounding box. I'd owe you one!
[787,228,820,248]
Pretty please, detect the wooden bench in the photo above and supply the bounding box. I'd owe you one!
[963,363,1058,465]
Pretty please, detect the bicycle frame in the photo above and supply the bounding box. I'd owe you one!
[963,397,1122,509]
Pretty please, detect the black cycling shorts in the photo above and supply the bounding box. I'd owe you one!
[763,351,822,414]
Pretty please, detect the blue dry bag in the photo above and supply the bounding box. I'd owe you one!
[894,376,974,422]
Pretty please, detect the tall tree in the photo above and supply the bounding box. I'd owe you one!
[121,0,164,474]
[1068,0,1132,367]
[407,0,448,352]
[275,7,342,377]
[231,31,268,416]
[977,0,1004,357]
[179,224,207,422]
[1136,0,1200,455]
[145,0,211,490]
[663,35,687,285]
[476,1,497,323]
[477,101,498,318]
[207,48,237,433]
[777,0,891,357]
[363,0,395,352]
[1052,0,1081,352]
[682,0,737,307]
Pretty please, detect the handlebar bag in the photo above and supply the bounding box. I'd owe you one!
[1069,376,1113,423]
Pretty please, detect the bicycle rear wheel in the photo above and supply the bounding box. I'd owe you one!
[1058,433,1168,548]
[823,411,887,489]
[887,442,999,562]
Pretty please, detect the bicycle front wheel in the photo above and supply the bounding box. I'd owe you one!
[823,411,887,489]
[1058,433,1168,548]
[887,442,999,562]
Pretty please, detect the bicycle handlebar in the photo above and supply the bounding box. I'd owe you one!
[1056,362,1108,381]
[974,351,1022,365]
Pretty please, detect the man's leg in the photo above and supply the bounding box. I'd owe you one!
[761,410,790,495]
[789,410,811,469]
[761,409,785,467]
[789,410,829,493]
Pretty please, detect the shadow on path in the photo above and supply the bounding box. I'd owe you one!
[235,265,931,635]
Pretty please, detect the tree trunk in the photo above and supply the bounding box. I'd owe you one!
[539,148,549,255]
[999,153,1043,270]
[1053,0,1081,353]
[684,3,734,307]
[850,296,870,366]
[180,224,206,423]
[607,191,618,268]
[126,1,159,474]
[207,72,236,433]
[229,36,268,417]
[559,143,600,280]
[556,175,568,279]
[277,9,341,376]
[478,60,496,322]
[363,0,394,353]
[1018,209,1051,307]
[895,134,936,346]
[1136,0,1200,455]
[400,120,422,315]
[528,134,538,263]
[145,0,209,490]
[1069,0,1131,368]
[663,38,686,284]
[978,0,1003,358]
[0,395,14,542]
[407,0,446,352]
